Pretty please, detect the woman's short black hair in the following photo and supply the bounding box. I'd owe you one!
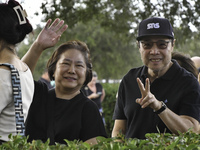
[172,52,198,78]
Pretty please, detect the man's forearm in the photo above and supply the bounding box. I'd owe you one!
[159,108,199,134]
[112,120,127,138]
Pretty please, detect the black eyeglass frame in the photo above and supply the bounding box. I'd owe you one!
[140,40,172,50]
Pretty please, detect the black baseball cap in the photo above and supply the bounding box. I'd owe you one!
[136,17,174,41]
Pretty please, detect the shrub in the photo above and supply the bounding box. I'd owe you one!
[1,131,200,150]
[101,83,119,137]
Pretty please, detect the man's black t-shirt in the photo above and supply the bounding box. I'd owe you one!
[113,60,200,139]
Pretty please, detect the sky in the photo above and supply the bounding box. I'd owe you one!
[20,0,45,29]
[1,0,45,29]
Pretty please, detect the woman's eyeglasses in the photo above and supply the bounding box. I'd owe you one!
[140,40,171,49]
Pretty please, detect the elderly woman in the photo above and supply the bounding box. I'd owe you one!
[23,19,107,145]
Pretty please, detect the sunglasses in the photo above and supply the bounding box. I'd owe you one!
[140,40,171,49]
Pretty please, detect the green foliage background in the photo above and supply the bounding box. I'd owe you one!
[18,0,200,80]
[18,21,142,80]
[101,83,120,137]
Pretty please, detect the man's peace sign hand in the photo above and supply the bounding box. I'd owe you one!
[136,78,161,111]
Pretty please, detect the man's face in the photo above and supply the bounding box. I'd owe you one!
[139,36,175,74]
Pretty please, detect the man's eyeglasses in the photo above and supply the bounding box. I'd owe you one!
[140,40,171,49]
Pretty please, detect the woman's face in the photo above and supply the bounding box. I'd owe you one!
[89,76,97,85]
[54,49,87,92]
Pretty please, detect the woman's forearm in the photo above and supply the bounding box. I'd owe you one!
[22,41,43,73]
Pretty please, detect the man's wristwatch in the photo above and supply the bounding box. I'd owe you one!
[153,101,167,114]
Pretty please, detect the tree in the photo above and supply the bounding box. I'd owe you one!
[39,0,200,43]
[18,0,200,80]
[65,21,142,80]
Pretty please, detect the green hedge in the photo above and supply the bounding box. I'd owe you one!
[1,131,200,149]
[101,83,120,137]
[2,83,199,149]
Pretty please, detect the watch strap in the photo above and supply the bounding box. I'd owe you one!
[154,101,167,114]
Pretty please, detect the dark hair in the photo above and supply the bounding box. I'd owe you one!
[92,71,98,77]
[0,0,33,47]
[47,40,93,86]
[172,52,198,78]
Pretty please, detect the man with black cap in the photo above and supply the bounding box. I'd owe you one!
[112,17,200,139]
